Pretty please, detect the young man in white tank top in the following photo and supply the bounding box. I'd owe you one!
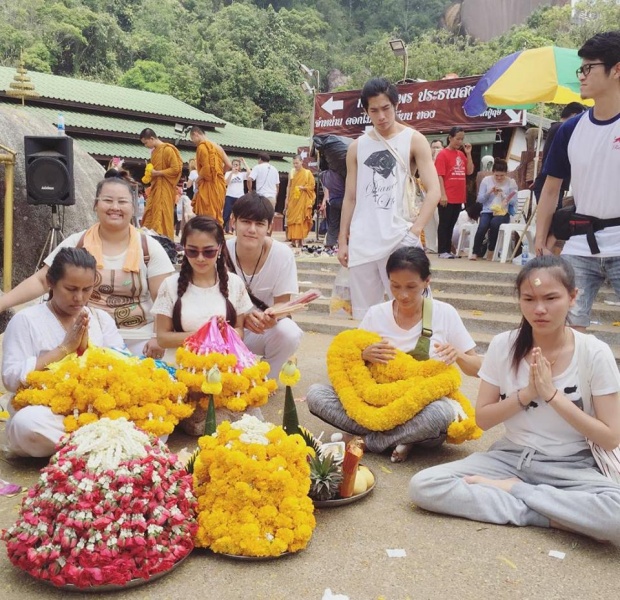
[338,78,441,320]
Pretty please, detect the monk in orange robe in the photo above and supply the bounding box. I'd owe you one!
[189,126,231,224]
[285,155,316,247]
[139,128,183,239]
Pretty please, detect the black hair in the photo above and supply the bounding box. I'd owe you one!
[492,158,508,173]
[578,31,620,73]
[231,191,275,224]
[466,202,483,221]
[173,216,237,331]
[560,102,585,119]
[46,248,97,299]
[446,126,465,145]
[360,77,399,110]
[258,152,270,162]
[139,128,157,140]
[510,255,576,373]
[385,247,431,280]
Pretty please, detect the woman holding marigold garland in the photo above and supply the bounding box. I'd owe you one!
[409,256,620,545]
[2,248,124,457]
[307,246,481,462]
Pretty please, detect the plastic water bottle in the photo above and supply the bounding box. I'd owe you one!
[57,112,65,135]
[521,239,529,265]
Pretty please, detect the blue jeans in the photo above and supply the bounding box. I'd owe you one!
[223,195,238,232]
[473,212,510,257]
[561,254,620,327]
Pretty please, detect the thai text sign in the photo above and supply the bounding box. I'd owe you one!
[313,76,525,137]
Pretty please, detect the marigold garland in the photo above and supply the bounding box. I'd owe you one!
[193,416,315,557]
[141,162,153,185]
[13,348,192,436]
[327,330,482,443]
[175,348,277,412]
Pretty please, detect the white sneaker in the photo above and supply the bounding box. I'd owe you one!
[438,252,455,259]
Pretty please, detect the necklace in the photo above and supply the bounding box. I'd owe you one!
[47,300,69,332]
[541,328,568,367]
[235,242,264,294]
[393,301,421,329]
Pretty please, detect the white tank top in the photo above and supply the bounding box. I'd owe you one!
[349,127,414,267]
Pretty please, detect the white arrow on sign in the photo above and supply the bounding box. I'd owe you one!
[321,96,344,115]
[299,150,308,159]
[505,109,523,124]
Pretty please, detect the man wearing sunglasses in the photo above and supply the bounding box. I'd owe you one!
[535,31,620,331]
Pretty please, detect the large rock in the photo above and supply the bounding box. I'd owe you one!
[0,105,102,297]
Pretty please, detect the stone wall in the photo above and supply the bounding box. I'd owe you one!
[0,105,102,291]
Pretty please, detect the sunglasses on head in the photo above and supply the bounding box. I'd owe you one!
[184,246,220,259]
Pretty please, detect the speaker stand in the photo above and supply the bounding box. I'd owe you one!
[36,205,65,271]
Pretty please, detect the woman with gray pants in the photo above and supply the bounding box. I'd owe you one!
[409,256,620,545]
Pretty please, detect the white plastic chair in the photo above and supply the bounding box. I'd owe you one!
[455,222,478,258]
[492,190,536,263]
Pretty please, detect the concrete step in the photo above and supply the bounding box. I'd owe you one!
[293,313,620,363]
[303,290,620,327]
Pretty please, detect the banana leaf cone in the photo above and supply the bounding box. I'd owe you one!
[283,385,300,436]
[204,394,217,436]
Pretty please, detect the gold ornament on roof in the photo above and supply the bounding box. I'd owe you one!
[5,55,41,105]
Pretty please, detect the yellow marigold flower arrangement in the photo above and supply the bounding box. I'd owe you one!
[327,330,482,444]
[142,162,153,184]
[175,349,277,412]
[13,348,191,436]
[193,415,315,557]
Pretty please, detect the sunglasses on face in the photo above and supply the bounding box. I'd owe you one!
[576,62,606,77]
[184,246,220,259]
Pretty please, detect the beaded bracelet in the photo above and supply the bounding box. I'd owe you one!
[516,389,531,411]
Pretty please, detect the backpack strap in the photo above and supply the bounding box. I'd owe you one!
[421,297,433,339]
[141,233,150,267]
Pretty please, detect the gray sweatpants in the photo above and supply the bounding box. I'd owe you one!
[409,437,620,545]
[306,383,456,453]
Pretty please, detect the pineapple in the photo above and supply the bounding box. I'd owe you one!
[309,453,343,502]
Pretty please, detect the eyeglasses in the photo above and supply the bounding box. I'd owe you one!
[97,198,133,207]
[184,246,220,259]
[576,62,606,78]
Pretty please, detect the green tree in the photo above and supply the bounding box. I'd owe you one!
[119,59,170,93]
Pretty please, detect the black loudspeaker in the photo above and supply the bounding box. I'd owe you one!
[24,136,75,206]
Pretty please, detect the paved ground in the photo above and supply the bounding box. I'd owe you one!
[1,330,619,600]
[1,249,619,599]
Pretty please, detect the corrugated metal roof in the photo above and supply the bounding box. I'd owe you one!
[0,66,225,124]
[77,138,294,174]
[2,103,307,156]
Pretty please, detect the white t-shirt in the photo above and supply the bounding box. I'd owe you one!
[250,163,279,198]
[479,329,620,457]
[227,239,298,307]
[545,110,620,256]
[44,231,175,342]
[350,128,416,267]
[226,171,247,199]
[359,299,475,355]
[2,303,123,393]
[188,169,199,193]
[151,272,253,332]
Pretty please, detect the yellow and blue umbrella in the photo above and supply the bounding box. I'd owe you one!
[463,46,593,116]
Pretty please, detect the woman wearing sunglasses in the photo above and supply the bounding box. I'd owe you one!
[151,216,253,364]
[0,178,174,358]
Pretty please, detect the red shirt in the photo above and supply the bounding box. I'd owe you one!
[435,148,467,204]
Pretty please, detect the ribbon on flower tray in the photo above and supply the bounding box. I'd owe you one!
[184,316,256,369]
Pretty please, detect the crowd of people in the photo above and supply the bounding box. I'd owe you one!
[1,30,620,549]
